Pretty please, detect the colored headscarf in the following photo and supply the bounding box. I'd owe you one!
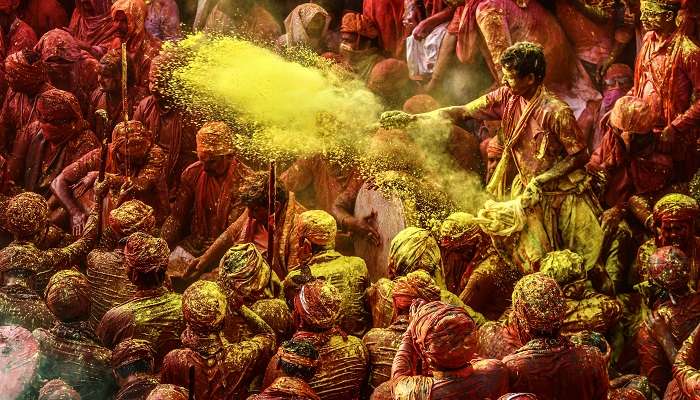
[45,270,91,322]
[605,64,633,82]
[610,96,655,134]
[111,120,152,159]
[146,385,189,400]
[340,13,379,39]
[108,200,156,238]
[539,250,585,286]
[498,395,539,400]
[124,232,169,276]
[512,273,567,336]
[34,29,81,63]
[218,243,273,298]
[293,279,342,330]
[388,227,443,280]
[182,280,227,333]
[653,193,699,222]
[0,242,41,275]
[402,94,440,114]
[407,300,476,370]
[295,210,337,249]
[283,3,331,46]
[111,338,155,370]
[392,270,441,312]
[648,246,689,292]
[439,212,481,249]
[111,0,147,38]
[367,59,409,98]
[196,122,235,158]
[5,192,48,238]
[37,89,83,121]
[5,50,44,92]
[38,379,81,400]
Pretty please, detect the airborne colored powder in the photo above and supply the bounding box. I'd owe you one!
[162,34,491,219]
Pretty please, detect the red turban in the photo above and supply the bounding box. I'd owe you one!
[653,193,699,222]
[111,338,155,370]
[648,246,689,292]
[45,270,91,322]
[293,279,342,330]
[367,59,409,98]
[182,281,227,333]
[108,200,156,238]
[111,0,147,37]
[402,94,440,114]
[392,270,441,313]
[5,192,48,238]
[604,64,633,81]
[512,273,566,336]
[196,122,235,158]
[218,243,273,298]
[146,385,189,400]
[38,379,81,400]
[124,232,169,276]
[610,96,654,134]
[5,50,44,92]
[37,89,83,122]
[0,242,41,275]
[111,120,152,159]
[407,300,476,370]
[34,29,81,63]
[295,210,337,249]
[340,13,379,39]
[439,212,481,249]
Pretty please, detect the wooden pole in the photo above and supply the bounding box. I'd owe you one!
[267,160,276,268]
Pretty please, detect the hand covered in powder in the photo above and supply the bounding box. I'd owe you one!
[520,178,542,209]
[380,111,417,129]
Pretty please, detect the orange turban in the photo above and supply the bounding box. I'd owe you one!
[108,200,156,238]
[5,192,48,238]
[45,270,91,322]
[340,13,379,39]
[124,232,169,276]
[653,193,699,222]
[512,273,566,336]
[610,96,654,134]
[196,122,235,158]
[293,279,342,330]
[402,94,440,114]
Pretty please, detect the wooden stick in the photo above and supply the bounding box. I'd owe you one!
[267,160,276,268]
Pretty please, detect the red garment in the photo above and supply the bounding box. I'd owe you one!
[87,85,138,136]
[19,0,68,37]
[0,18,37,59]
[133,95,198,188]
[0,80,51,154]
[502,336,609,400]
[69,0,115,46]
[251,377,320,400]
[362,0,404,57]
[672,323,700,400]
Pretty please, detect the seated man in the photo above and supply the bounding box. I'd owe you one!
[218,243,293,343]
[264,280,368,400]
[97,232,184,366]
[162,121,253,257]
[363,270,441,393]
[391,300,510,399]
[284,210,370,336]
[503,273,609,399]
[338,13,384,81]
[34,270,116,400]
[251,339,321,400]
[111,339,159,400]
[161,281,275,400]
[185,171,306,281]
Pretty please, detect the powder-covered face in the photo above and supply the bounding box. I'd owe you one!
[640,1,677,33]
[658,219,693,247]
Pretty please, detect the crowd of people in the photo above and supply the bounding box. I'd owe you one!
[0,0,699,399]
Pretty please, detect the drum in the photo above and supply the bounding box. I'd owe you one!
[0,325,39,400]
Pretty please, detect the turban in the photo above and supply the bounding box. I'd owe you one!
[648,246,689,292]
[367,59,409,98]
[498,395,539,400]
[146,385,189,400]
[408,300,476,370]
[392,270,441,305]
[277,339,319,369]
[5,192,48,238]
[112,120,152,159]
[487,136,504,158]
[5,50,44,92]
[34,29,81,63]
[37,89,83,122]
[124,232,169,276]
[402,94,440,114]
[218,243,272,297]
[182,280,227,333]
[641,0,680,12]
[111,338,155,370]
[604,64,633,81]
[439,212,481,249]
[111,0,147,37]
[295,210,337,249]
[512,273,566,336]
[340,13,379,39]
[196,122,235,157]
[45,270,91,322]
[388,227,442,280]
[294,279,342,330]
[0,242,40,275]
[539,250,585,286]
[38,379,81,400]
[108,200,155,238]
[610,96,654,134]
[653,193,699,222]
